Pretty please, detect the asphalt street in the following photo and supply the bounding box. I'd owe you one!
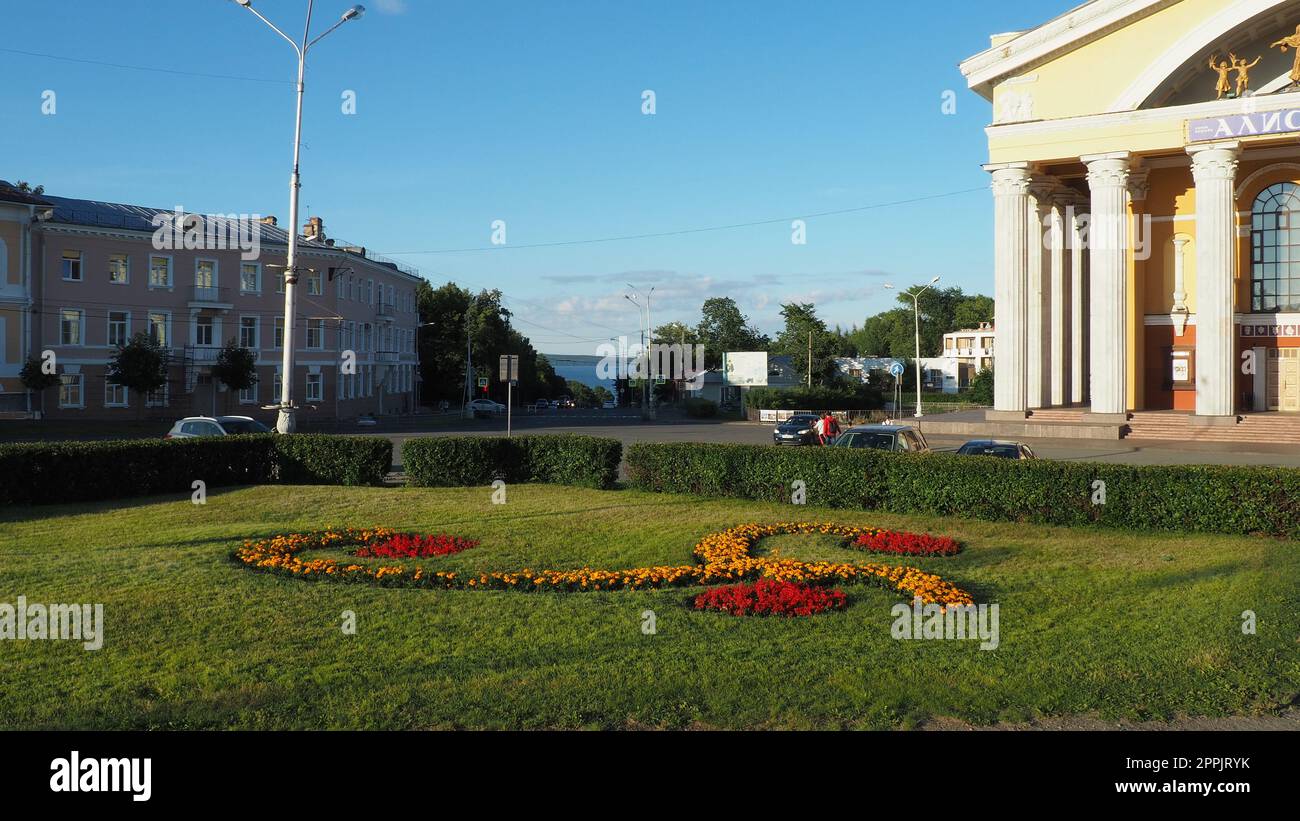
[380,410,1300,469]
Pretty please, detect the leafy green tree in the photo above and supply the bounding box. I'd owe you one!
[969,368,994,405]
[106,333,169,418]
[212,339,258,413]
[770,303,839,387]
[695,297,768,369]
[19,355,60,416]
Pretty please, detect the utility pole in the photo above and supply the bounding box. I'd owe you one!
[462,303,473,418]
[884,276,941,418]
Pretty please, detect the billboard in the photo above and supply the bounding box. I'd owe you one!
[722,351,768,386]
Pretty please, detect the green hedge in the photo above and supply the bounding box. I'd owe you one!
[625,442,1300,538]
[404,434,621,489]
[682,398,718,418]
[0,434,391,506]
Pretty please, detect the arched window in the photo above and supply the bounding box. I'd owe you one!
[1251,182,1300,312]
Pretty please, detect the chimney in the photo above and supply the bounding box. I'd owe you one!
[303,216,325,241]
[260,215,278,227]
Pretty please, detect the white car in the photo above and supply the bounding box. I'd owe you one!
[164,415,272,439]
[467,399,505,414]
[602,400,617,409]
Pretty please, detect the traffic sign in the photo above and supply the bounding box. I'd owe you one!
[889,362,905,378]
[477,377,489,388]
[499,355,519,383]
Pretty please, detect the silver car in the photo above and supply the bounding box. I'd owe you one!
[831,424,930,453]
[165,415,272,439]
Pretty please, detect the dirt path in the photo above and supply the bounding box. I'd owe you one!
[921,708,1300,731]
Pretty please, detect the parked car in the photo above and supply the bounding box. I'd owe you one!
[772,414,823,446]
[601,400,617,409]
[956,440,1036,460]
[531,399,551,412]
[164,415,272,439]
[356,414,378,427]
[831,424,930,452]
[468,399,505,415]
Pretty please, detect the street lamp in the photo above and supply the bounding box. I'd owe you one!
[625,285,655,415]
[229,0,365,433]
[884,275,941,418]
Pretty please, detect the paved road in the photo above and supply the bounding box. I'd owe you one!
[381,411,1300,469]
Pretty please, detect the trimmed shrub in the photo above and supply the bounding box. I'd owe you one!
[404,434,621,489]
[272,434,391,486]
[0,433,391,506]
[625,442,1300,538]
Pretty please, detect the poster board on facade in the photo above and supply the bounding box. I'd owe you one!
[722,352,768,386]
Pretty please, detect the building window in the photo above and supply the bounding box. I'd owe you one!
[60,309,83,345]
[59,374,83,408]
[306,319,324,350]
[149,312,169,347]
[307,270,322,295]
[105,382,128,407]
[146,384,169,408]
[1251,182,1300,312]
[194,315,215,346]
[61,250,82,281]
[239,383,257,404]
[196,259,216,288]
[367,279,374,305]
[241,262,261,293]
[272,372,282,402]
[274,318,284,348]
[108,253,129,284]
[276,269,286,293]
[149,256,172,288]
[239,316,258,349]
[306,372,323,402]
[108,311,130,347]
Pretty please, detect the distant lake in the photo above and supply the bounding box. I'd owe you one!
[547,355,618,393]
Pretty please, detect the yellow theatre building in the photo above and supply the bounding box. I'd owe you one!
[962,0,1300,425]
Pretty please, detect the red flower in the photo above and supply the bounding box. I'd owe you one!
[693,579,846,617]
[353,533,479,559]
[851,530,959,556]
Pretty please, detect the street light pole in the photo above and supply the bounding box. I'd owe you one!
[625,285,655,416]
[884,276,940,418]
[229,0,365,433]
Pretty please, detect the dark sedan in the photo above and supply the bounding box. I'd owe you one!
[956,440,1036,459]
[772,414,822,446]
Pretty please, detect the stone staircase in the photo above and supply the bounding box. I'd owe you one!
[1125,412,1300,444]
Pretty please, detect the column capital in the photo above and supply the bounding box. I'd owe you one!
[1188,141,1241,181]
[987,163,1033,196]
[1127,168,1150,202]
[1083,153,1132,189]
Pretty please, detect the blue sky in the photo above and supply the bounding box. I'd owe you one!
[1,0,1075,354]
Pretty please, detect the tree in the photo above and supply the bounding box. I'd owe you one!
[770,303,839,387]
[695,297,768,369]
[212,339,258,413]
[14,181,45,195]
[969,368,994,406]
[105,333,169,418]
[19,355,60,416]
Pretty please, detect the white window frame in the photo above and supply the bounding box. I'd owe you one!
[194,314,216,347]
[240,262,262,294]
[61,250,83,282]
[107,310,131,348]
[306,372,323,403]
[60,308,85,346]
[238,315,259,350]
[105,381,129,408]
[108,253,130,285]
[148,311,172,348]
[273,317,284,349]
[239,382,258,405]
[195,258,218,289]
[307,269,322,296]
[306,319,324,350]
[58,374,84,408]
[149,255,173,289]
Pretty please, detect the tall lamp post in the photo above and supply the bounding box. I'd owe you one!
[229,0,365,433]
[625,284,655,415]
[884,275,941,418]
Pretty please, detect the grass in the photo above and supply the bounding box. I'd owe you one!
[1,484,1297,730]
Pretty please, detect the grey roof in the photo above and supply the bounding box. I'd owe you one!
[0,180,54,207]
[37,193,421,279]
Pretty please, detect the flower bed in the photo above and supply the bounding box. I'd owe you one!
[231,521,973,608]
[694,580,847,617]
[353,533,480,559]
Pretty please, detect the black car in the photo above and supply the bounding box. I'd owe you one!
[956,440,1036,460]
[772,414,822,445]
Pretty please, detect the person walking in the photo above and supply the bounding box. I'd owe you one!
[813,413,827,446]
[822,411,840,445]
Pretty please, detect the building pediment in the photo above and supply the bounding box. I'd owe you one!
[963,0,1300,124]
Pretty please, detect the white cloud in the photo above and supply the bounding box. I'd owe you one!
[373,0,407,14]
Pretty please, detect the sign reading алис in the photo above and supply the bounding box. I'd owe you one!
[1189,107,1300,142]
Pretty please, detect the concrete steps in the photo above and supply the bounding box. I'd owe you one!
[1125,412,1300,444]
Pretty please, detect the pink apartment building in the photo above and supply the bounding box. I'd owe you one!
[0,180,422,422]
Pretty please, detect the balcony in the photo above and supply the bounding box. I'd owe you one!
[189,285,234,309]
[375,303,396,322]
[374,350,399,363]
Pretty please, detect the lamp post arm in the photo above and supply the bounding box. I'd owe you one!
[243,4,303,57]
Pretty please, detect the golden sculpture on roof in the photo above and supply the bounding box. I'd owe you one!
[1271,24,1300,85]
[1231,53,1262,97]
[1209,54,1234,99]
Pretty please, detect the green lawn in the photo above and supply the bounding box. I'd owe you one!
[1,484,1296,730]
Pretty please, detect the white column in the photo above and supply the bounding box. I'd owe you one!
[1083,153,1131,416]
[1049,193,1072,406]
[1188,141,1240,418]
[1026,179,1055,408]
[1070,205,1088,405]
[988,163,1032,412]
